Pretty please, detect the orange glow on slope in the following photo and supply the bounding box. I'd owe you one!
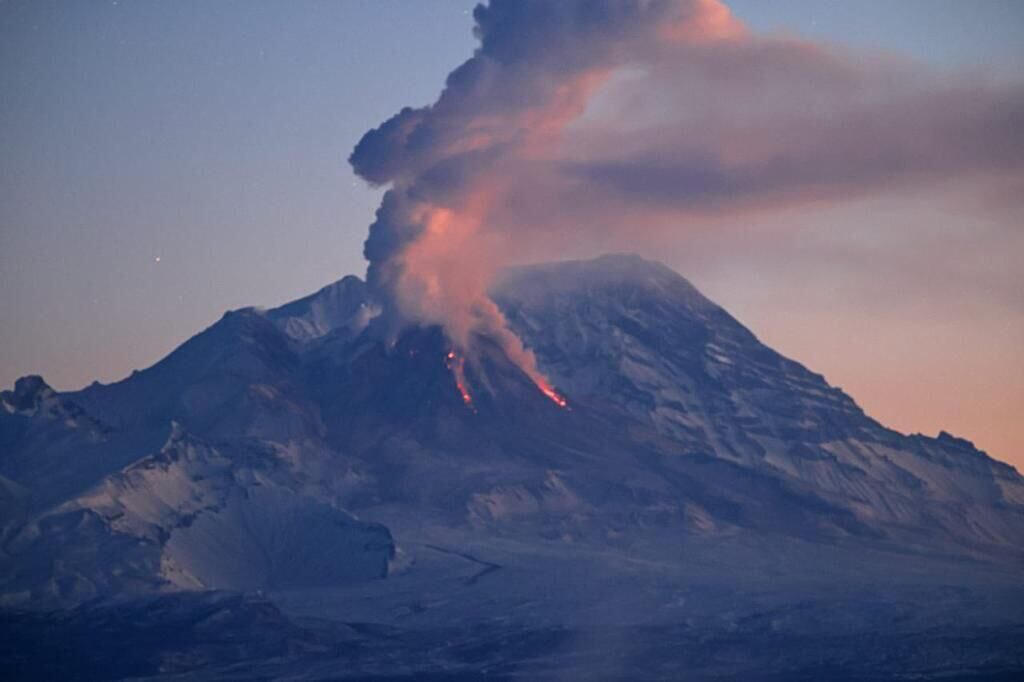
[445,351,474,407]
[535,379,568,409]
[384,70,608,407]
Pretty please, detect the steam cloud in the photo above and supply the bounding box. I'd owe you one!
[350,0,1024,384]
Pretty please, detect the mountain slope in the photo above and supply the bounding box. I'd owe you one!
[0,422,392,607]
[1,254,1022,612]
[495,255,1024,553]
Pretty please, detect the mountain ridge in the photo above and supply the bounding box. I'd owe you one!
[1,253,1022,611]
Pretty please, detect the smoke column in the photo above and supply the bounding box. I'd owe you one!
[349,0,1023,404]
[349,1,742,395]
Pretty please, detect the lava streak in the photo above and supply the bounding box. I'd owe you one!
[445,349,566,409]
[537,381,569,409]
[445,351,474,407]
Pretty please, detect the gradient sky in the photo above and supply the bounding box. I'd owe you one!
[2,1,1022,467]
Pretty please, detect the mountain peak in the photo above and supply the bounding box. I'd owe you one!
[4,252,1023,614]
[2,375,55,413]
[494,253,716,315]
[264,275,377,342]
[254,254,713,347]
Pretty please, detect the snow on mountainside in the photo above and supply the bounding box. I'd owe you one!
[1,421,392,607]
[264,275,380,342]
[495,256,1024,551]
[1,254,1022,610]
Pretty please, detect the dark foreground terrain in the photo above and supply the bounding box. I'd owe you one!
[4,591,1023,681]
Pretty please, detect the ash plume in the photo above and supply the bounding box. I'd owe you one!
[349,0,743,393]
[349,0,1024,392]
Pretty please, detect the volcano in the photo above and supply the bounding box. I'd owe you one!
[2,254,1022,680]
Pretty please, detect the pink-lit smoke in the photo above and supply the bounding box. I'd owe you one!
[349,0,1024,392]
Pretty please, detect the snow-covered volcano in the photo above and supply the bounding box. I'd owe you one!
[2,255,1023,678]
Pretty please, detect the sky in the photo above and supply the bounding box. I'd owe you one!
[1,1,1022,467]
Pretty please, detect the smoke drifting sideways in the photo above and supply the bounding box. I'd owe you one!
[349,0,1024,401]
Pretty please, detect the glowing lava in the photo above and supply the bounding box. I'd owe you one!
[444,349,565,409]
[445,351,474,407]
[537,381,569,409]
[518,363,569,409]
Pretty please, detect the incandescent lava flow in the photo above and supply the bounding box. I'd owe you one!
[445,351,474,407]
[538,382,569,409]
[443,349,568,410]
